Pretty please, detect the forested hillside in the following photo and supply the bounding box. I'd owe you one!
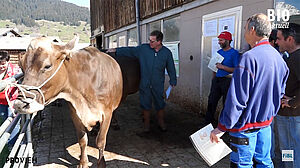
[0,0,90,27]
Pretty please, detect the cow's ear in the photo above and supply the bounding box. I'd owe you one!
[65,34,79,50]
[18,52,26,71]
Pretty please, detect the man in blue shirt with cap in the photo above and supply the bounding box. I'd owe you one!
[205,31,240,127]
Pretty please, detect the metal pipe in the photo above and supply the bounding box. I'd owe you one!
[135,0,141,45]
[26,114,34,168]
[12,144,26,168]
[4,118,30,168]
[0,116,13,137]
[0,114,21,153]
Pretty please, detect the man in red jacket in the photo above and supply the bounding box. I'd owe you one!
[0,51,21,145]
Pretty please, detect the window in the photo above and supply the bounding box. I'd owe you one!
[147,20,161,37]
[275,0,300,14]
[146,16,180,42]
[163,16,180,42]
[118,35,126,47]
[127,28,138,46]
[108,35,117,48]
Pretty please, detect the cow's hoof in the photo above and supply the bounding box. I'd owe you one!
[98,157,106,168]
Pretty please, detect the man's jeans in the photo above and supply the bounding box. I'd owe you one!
[275,115,300,168]
[229,126,273,168]
[0,104,20,146]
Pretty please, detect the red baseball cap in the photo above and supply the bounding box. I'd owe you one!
[218,31,232,41]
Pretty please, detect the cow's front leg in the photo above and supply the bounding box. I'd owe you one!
[96,110,113,168]
[68,104,89,168]
[77,131,89,168]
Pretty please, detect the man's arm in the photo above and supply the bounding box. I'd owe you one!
[108,46,139,58]
[218,54,254,131]
[216,63,235,73]
[166,52,177,86]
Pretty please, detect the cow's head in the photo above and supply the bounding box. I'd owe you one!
[14,35,79,114]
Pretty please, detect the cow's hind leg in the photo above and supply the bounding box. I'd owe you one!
[111,111,120,130]
[96,110,113,168]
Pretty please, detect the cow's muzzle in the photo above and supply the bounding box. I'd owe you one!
[14,98,44,114]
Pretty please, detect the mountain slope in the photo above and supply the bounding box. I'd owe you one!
[0,0,90,27]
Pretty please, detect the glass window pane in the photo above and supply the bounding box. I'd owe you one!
[118,35,126,47]
[275,0,300,14]
[163,16,180,42]
[147,20,161,37]
[109,35,117,48]
[127,28,138,46]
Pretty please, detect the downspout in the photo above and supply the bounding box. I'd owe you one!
[135,0,141,45]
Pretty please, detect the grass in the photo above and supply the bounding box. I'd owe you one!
[0,20,91,43]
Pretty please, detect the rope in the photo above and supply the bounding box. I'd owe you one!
[4,57,66,113]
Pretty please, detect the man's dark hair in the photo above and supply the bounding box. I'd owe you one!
[0,51,10,61]
[269,29,278,42]
[247,13,271,37]
[278,23,300,45]
[150,30,163,42]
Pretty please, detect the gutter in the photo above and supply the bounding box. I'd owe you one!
[136,0,141,45]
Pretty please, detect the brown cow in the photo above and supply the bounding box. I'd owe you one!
[108,52,140,130]
[13,35,123,168]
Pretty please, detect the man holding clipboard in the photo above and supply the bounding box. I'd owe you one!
[205,31,240,127]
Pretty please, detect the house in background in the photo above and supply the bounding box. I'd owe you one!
[90,0,300,115]
[0,28,27,64]
[0,28,21,38]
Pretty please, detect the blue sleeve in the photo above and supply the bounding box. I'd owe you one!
[218,53,254,131]
[166,51,177,86]
[116,46,139,58]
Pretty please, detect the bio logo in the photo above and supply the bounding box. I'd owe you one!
[267,9,290,29]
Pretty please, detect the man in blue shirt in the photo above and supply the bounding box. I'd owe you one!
[210,13,289,167]
[205,31,240,126]
[109,30,177,132]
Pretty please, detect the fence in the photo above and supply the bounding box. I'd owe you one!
[0,113,36,167]
[0,73,37,167]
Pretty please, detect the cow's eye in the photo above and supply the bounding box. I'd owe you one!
[44,64,52,71]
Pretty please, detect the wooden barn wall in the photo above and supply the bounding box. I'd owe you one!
[140,0,195,19]
[91,0,196,34]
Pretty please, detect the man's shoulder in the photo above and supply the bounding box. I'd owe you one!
[162,46,172,54]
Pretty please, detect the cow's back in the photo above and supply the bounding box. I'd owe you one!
[68,47,123,110]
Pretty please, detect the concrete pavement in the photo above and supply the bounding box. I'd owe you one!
[32,93,230,168]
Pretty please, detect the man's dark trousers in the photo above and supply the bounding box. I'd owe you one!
[205,76,231,125]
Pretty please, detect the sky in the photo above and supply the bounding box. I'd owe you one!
[62,0,90,8]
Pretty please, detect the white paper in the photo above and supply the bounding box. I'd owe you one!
[218,16,235,34]
[190,124,232,167]
[204,19,218,37]
[208,52,224,72]
[165,85,172,99]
